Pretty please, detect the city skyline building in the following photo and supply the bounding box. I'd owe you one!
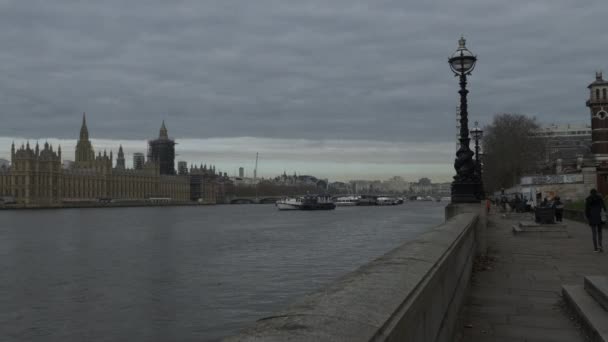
[0,116,219,205]
[178,161,188,175]
[133,153,145,170]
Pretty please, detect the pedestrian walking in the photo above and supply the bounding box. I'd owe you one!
[585,189,606,252]
[552,196,564,222]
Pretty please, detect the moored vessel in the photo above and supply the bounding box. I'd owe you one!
[377,197,403,205]
[335,195,360,206]
[276,195,336,210]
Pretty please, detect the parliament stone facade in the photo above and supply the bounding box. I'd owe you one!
[0,114,224,206]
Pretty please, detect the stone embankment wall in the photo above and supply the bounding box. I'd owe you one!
[224,212,479,342]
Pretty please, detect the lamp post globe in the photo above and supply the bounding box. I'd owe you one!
[449,37,483,203]
[449,37,477,75]
[470,121,483,141]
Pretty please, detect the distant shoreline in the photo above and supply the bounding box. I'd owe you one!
[0,201,212,210]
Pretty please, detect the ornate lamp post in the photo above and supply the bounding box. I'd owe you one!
[449,37,483,202]
[470,121,483,165]
[470,121,485,197]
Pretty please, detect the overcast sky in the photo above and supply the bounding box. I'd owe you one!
[0,0,606,181]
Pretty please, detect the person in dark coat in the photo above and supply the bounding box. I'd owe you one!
[541,197,549,208]
[585,189,606,252]
[552,196,564,222]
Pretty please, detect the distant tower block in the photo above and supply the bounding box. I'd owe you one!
[178,161,188,175]
[133,153,145,170]
[239,167,244,178]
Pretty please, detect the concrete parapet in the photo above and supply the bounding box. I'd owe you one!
[224,213,479,342]
[445,202,486,256]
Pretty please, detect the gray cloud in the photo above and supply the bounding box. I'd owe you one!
[0,1,606,148]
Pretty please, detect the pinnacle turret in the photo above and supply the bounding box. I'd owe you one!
[80,112,89,140]
[75,112,95,165]
[116,144,126,169]
[159,120,168,139]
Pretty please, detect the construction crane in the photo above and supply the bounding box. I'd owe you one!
[254,152,259,201]
[253,152,259,181]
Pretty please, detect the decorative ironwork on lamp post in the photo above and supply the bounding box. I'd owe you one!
[449,37,483,202]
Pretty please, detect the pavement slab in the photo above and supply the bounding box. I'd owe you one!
[456,211,608,341]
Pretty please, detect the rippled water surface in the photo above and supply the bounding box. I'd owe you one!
[0,202,445,341]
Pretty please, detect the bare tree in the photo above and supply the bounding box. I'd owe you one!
[482,113,546,192]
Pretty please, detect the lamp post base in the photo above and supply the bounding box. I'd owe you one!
[451,182,484,203]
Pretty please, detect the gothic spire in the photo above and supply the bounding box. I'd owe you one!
[116,144,126,169]
[159,120,168,139]
[80,112,89,141]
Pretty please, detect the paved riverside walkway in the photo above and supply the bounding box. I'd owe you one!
[456,211,608,342]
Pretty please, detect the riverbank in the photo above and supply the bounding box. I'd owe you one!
[0,200,209,210]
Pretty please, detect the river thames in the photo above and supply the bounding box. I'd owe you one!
[0,202,445,341]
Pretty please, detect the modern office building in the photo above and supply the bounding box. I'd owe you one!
[133,153,145,170]
[178,161,188,175]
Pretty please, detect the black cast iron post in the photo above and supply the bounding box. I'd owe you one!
[449,37,483,202]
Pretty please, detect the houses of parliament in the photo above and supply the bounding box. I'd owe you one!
[0,114,228,206]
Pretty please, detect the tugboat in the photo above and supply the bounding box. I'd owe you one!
[276,194,336,210]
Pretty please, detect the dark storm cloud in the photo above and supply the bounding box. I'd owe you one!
[0,0,606,141]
